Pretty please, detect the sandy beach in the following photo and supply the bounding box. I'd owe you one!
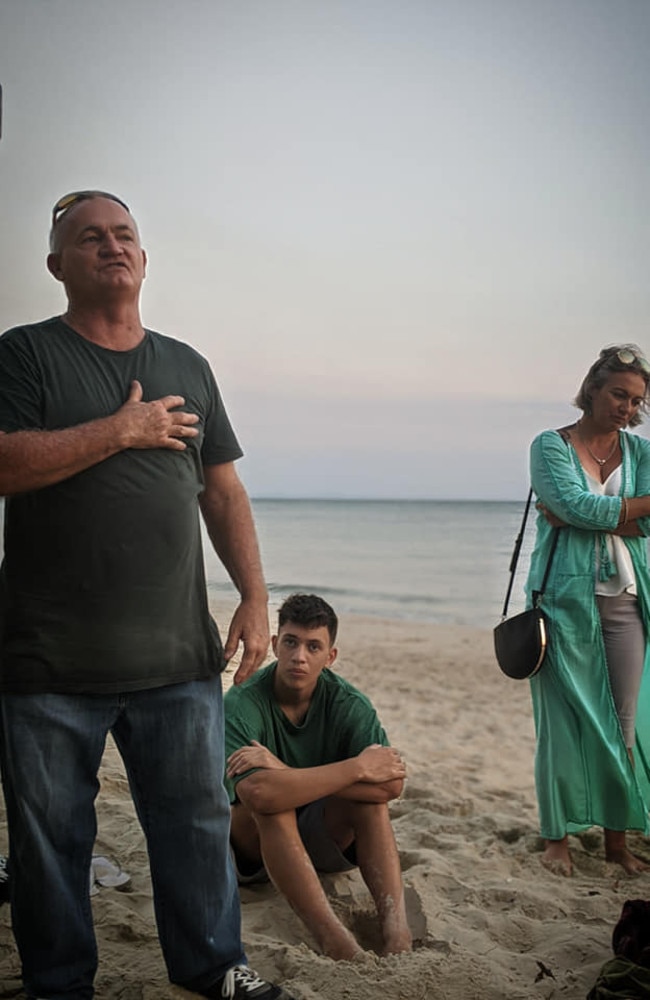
[0,603,646,1000]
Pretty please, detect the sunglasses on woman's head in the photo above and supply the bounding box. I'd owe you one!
[615,348,650,375]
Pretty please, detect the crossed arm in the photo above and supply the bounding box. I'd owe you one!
[537,503,646,536]
[227,740,406,815]
[532,432,650,537]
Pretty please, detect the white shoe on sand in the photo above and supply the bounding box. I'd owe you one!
[89,855,131,895]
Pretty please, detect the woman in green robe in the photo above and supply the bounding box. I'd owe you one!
[527,345,650,876]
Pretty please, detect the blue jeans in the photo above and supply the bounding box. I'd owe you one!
[0,678,246,999]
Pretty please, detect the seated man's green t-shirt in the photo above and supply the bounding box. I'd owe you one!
[224,662,389,803]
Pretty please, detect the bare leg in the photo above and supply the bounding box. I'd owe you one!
[542,836,572,876]
[254,810,362,960]
[327,799,412,955]
[604,828,649,876]
[230,803,264,872]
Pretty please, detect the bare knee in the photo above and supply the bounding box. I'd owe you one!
[230,803,262,863]
[347,799,391,832]
[254,809,300,836]
[323,798,390,855]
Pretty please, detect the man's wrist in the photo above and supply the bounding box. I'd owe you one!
[238,587,269,604]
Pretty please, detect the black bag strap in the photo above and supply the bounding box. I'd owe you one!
[500,488,559,618]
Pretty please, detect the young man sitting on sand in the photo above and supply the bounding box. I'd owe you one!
[224,593,412,960]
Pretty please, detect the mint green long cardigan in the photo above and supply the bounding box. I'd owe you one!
[527,429,650,839]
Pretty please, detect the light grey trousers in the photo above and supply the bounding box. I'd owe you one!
[597,591,646,748]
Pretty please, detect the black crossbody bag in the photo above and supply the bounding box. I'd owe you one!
[493,488,560,680]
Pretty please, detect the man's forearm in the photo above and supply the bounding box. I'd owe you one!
[0,421,127,496]
[334,778,404,803]
[237,759,365,815]
[200,470,267,600]
[0,381,199,497]
[231,744,406,813]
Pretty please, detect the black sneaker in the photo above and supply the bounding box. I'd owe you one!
[201,965,297,1000]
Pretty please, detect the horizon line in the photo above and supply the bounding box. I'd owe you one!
[249,495,522,503]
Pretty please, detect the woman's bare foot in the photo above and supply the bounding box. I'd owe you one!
[605,829,650,876]
[606,847,649,876]
[541,837,572,876]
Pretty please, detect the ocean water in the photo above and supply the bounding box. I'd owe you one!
[203,499,533,628]
[0,497,534,628]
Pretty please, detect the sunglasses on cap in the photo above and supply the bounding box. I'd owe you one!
[51,190,130,228]
[614,348,650,375]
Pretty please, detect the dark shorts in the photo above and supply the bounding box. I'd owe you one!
[231,798,357,885]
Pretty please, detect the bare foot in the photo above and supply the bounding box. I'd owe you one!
[606,848,649,876]
[380,900,413,956]
[541,837,572,877]
[381,928,413,956]
[604,830,649,876]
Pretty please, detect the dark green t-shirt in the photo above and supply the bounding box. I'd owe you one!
[224,662,389,803]
[0,317,243,694]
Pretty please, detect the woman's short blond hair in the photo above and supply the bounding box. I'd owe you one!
[574,344,650,427]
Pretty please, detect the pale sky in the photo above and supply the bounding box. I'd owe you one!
[1,0,649,499]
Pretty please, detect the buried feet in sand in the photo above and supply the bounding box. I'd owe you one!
[304,891,412,960]
[318,923,364,962]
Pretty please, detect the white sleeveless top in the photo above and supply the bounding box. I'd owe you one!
[586,465,636,596]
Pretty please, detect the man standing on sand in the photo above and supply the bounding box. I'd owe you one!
[0,190,295,1000]
[225,593,412,960]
